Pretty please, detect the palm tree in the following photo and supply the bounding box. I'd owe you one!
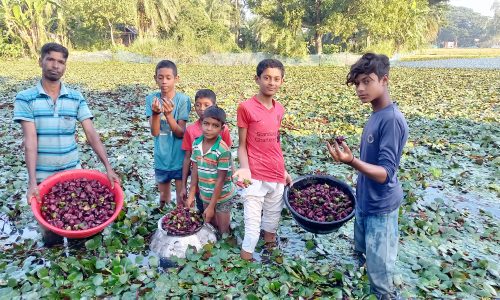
[0,0,65,56]
[136,0,180,38]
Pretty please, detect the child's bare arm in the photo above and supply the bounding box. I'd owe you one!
[180,150,192,202]
[236,127,250,169]
[186,162,199,207]
[149,97,162,136]
[205,170,227,222]
[233,127,251,187]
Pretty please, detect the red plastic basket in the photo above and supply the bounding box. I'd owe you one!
[30,169,124,239]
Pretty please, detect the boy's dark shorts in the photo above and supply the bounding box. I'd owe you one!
[155,168,182,183]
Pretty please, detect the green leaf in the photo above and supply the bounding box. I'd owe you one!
[93,274,104,286]
[128,236,145,249]
[36,267,49,279]
[305,240,315,250]
[96,260,106,270]
[85,237,102,250]
[95,286,105,296]
[246,293,259,300]
[119,274,129,284]
[148,256,159,268]
[67,272,83,282]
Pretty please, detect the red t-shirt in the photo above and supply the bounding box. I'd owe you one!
[237,96,285,184]
[181,119,232,152]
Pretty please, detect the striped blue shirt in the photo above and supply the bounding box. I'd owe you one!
[13,81,93,182]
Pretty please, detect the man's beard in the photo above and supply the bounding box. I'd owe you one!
[44,71,62,81]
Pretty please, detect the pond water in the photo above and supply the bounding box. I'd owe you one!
[393,57,500,69]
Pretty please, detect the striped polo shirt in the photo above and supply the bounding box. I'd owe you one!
[13,81,93,182]
[191,135,236,203]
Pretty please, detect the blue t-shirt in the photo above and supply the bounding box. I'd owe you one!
[356,102,409,216]
[145,92,191,171]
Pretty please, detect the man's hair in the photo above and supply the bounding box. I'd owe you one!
[256,59,285,77]
[202,106,226,125]
[195,89,217,104]
[155,60,177,76]
[41,43,69,60]
[346,53,390,85]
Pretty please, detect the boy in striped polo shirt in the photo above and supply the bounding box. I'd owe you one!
[186,106,235,234]
[13,43,120,245]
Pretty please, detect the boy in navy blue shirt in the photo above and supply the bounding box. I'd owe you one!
[327,53,408,299]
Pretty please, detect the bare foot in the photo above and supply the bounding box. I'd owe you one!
[240,249,253,261]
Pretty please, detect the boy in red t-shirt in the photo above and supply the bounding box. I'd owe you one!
[233,59,292,261]
[180,89,232,211]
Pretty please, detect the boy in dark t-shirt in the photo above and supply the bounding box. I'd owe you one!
[327,53,408,299]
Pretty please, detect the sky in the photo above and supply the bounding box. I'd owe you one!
[449,0,496,17]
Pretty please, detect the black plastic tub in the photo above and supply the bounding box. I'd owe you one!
[283,175,356,234]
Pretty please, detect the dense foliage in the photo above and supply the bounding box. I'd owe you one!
[3,0,493,57]
[0,61,498,299]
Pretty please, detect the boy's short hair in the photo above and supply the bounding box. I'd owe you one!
[256,59,285,78]
[202,106,226,125]
[41,43,69,60]
[195,89,217,104]
[155,60,177,76]
[346,53,390,85]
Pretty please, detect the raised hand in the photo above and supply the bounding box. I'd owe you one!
[327,140,354,164]
[152,97,162,115]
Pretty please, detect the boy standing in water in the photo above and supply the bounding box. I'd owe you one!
[145,60,191,208]
[233,59,292,261]
[186,106,235,233]
[328,53,408,299]
[180,89,232,212]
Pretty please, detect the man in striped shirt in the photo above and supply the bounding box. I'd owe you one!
[186,106,235,234]
[13,42,120,208]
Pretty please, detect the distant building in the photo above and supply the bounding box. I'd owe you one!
[116,25,138,46]
[443,41,457,48]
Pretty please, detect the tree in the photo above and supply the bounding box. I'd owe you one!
[136,0,179,38]
[247,0,351,54]
[0,0,67,56]
[168,0,238,54]
[437,6,489,47]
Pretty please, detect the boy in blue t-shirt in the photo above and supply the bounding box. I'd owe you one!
[145,60,191,208]
[327,53,408,299]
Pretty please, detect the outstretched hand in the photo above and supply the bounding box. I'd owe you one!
[232,168,252,188]
[327,140,354,164]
